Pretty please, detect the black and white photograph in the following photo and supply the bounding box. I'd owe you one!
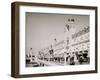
[25,12,90,67]
[11,2,97,77]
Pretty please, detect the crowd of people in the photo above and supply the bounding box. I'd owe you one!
[38,47,90,66]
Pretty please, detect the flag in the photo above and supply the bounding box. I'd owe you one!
[66,24,70,31]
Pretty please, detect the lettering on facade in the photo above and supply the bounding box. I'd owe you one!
[72,26,89,39]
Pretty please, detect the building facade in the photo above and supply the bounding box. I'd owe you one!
[37,25,90,66]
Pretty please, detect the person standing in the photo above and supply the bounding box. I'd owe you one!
[29,48,33,62]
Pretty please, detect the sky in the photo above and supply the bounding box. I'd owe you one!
[25,12,89,54]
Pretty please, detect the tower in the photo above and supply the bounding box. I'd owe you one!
[64,18,75,65]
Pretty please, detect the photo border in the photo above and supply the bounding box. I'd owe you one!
[11,2,98,78]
